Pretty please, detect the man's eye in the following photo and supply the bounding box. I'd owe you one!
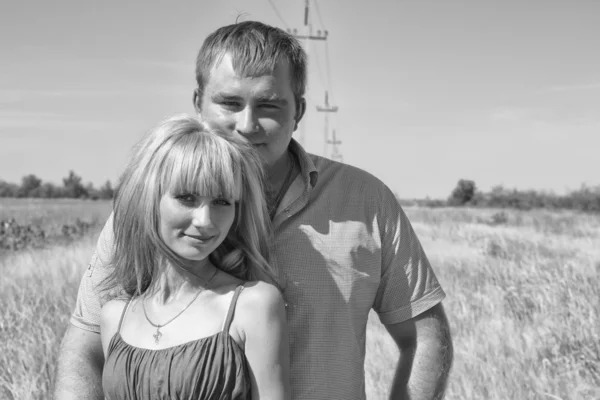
[260,103,279,110]
[221,101,240,108]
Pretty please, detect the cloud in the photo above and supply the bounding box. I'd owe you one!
[489,107,532,122]
[541,83,600,93]
[0,84,191,103]
[0,89,127,102]
[121,58,191,73]
[488,105,600,142]
[0,109,114,130]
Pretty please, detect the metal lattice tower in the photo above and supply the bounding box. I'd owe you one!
[316,91,338,158]
[287,0,328,148]
[287,0,340,160]
[327,129,343,162]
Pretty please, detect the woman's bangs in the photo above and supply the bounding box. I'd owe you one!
[161,135,238,199]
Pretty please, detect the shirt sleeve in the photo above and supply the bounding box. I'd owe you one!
[70,212,116,333]
[373,186,445,325]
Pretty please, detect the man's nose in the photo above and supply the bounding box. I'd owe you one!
[235,106,258,136]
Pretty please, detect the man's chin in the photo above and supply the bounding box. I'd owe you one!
[252,145,272,163]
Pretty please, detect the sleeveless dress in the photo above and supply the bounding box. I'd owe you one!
[102,285,251,400]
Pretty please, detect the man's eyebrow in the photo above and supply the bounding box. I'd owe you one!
[213,92,242,99]
[256,94,288,104]
[212,92,289,105]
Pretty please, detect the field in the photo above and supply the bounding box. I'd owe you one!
[1,199,598,399]
[0,198,111,251]
[0,198,111,226]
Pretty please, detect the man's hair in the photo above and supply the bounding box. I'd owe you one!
[195,20,307,107]
[104,114,276,296]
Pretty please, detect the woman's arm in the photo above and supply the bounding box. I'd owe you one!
[237,282,290,400]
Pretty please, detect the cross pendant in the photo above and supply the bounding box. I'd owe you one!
[153,328,162,344]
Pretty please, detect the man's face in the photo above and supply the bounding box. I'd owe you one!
[195,53,304,169]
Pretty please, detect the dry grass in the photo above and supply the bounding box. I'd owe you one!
[0,236,98,400]
[1,202,598,399]
[365,207,600,400]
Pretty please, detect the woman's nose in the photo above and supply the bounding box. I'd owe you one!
[191,205,214,228]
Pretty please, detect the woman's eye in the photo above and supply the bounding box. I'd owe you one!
[176,194,196,203]
[214,198,232,206]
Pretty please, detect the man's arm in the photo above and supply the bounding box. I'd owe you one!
[53,326,105,400]
[54,213,115,399]
[385,303,453,400]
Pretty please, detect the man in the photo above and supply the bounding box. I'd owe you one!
[54,21,453,400]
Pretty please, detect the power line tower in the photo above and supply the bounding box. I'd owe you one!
[316,91,338,158]
[287,0,329,42]
[327,129,343,162]
[287,0,328,149]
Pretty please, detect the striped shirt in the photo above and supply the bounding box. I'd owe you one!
[71,139,445,400]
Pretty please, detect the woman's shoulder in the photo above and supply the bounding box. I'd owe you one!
[100,298,131,323]
[212,271,282,307]
[238,280,284,309]
[233,281,286,331]
[230,281,287,353]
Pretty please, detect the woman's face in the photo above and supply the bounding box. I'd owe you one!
[158,191,236,263]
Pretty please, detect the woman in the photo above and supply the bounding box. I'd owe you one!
[99,115,289,400]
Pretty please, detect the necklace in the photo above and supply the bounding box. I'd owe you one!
[268,152,296,220]
[142,268,219,344]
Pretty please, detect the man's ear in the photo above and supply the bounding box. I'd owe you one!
[192,88,202,114]
[294,97,307,131]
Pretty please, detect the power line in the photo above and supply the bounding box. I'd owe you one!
[267,0,290,29]
[313,0,328,31]
[311,40,326,92]
[312,0,333,101]
[324,41,334,101]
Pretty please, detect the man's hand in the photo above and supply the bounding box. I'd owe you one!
[385,303,453,400]
[53,325,105,400]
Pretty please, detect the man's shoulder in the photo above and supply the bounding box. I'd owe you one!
[307,152,393,197]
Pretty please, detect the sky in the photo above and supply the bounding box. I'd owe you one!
[1,0,599,199]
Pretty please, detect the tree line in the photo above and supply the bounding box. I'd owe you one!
[3,172,599,213]
[412,179,600,213]
[0,171,114,200]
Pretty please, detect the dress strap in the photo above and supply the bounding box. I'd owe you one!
[222,285,245,333]
[117,298,133,334]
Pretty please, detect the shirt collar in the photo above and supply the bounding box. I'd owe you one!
[288,139,318,188]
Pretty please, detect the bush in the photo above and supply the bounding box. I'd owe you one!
[448,179,477,206]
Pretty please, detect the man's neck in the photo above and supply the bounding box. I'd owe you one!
[265,150,298,216]
[266,150,293,187]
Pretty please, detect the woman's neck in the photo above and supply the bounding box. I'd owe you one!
[147,259,218,304]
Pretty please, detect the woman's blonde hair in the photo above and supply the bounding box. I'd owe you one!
[105,114,275,296]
